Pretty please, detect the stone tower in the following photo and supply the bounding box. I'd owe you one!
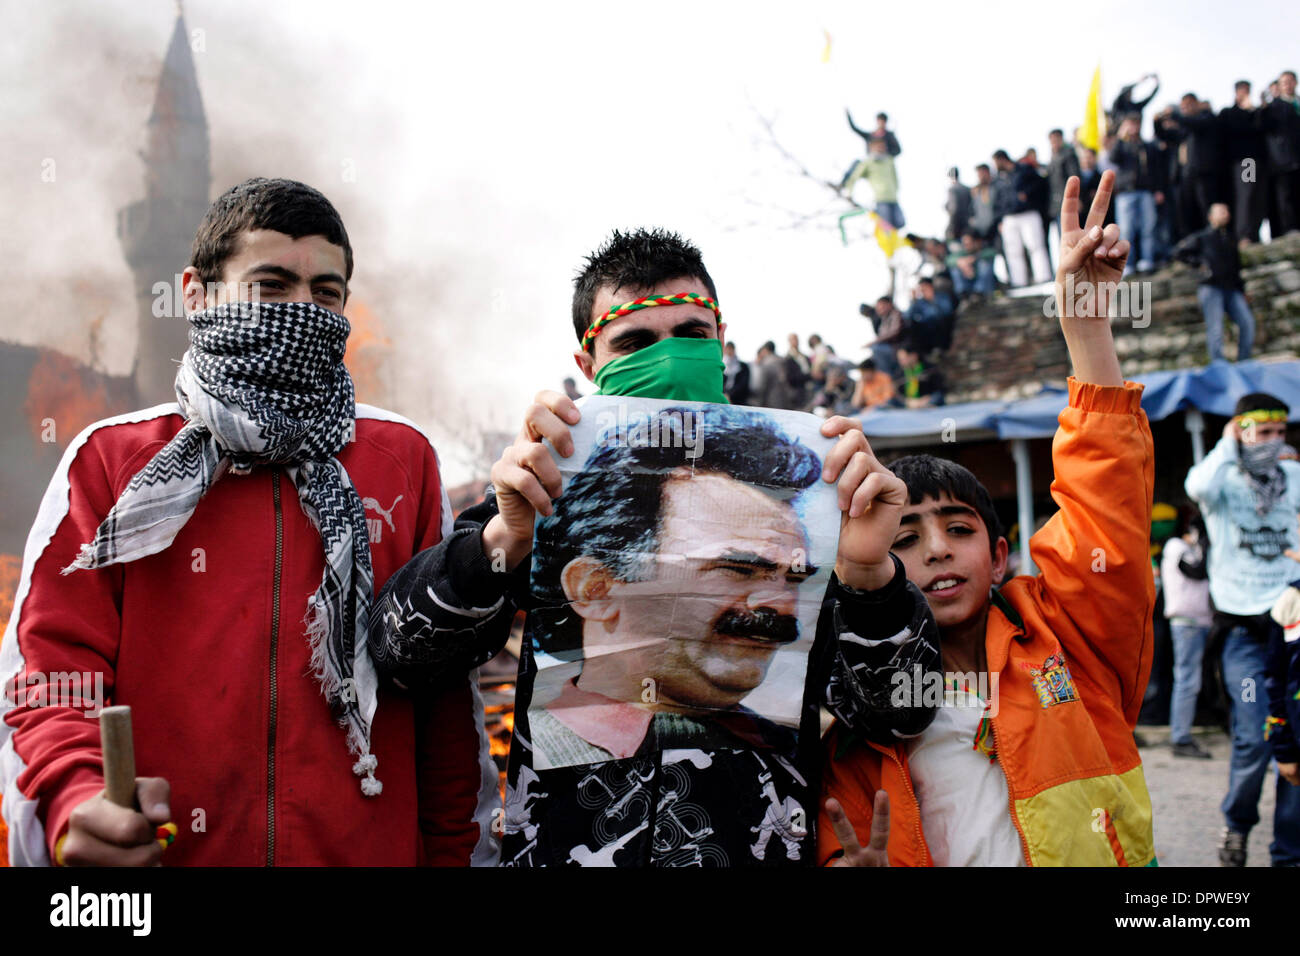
[117,8,211,407]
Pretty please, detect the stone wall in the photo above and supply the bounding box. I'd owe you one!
[944,233,1300,404]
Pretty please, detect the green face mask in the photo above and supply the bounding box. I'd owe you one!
[593,336,729,403]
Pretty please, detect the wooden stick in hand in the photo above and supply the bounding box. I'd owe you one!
[99,705,137,808]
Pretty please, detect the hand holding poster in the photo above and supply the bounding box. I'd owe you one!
[526,396,841,770]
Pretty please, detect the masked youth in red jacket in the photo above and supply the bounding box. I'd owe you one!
[0,178,500,866]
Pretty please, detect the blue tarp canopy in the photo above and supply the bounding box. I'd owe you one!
[857,359,1300,445]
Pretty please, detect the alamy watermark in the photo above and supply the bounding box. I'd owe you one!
[6,670,106,717]
[593,405,704,458]
[151,274,263,322]
[1043,274,1151,328]
[891,664,1000,717]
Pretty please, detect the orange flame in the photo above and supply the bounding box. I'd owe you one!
[22,351,116,448]
[343,300,390,406]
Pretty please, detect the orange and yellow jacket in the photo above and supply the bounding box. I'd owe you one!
[819,379,1157,866]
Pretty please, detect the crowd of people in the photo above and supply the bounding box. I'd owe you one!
[703,69,1300,428]
[715,328,945,417]
[840,68,1300,373]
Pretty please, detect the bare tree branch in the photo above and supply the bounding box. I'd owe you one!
[751,109,862,210]
[718,96,883,240]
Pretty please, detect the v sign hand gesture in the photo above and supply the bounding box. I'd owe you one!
[825,792,891,867]
[1053,169,1127,387]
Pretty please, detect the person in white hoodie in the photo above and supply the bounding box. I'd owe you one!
[1162,513,1214,759]
[1185,392,1300,866]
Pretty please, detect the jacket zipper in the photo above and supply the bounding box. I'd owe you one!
[266,470,283,867]
[988,716,1033,866]
[878,743,929,866]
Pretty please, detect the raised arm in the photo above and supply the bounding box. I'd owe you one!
[1055,170,1126,385]
[368,491,522,691]
[845,109,870,145]
[822,558,940,741]
[1185,423,1239,507]
[369,390,580,691]
[816,419,940,740]
[1026,172,1155,716]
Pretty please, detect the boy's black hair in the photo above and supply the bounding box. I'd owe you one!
[191,178,353,285]
[1234,391,1289,417]
[889,454,1003,559]
[571,228,718,344]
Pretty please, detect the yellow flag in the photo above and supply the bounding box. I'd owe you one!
[1080,64,1102,151]
[873,213,902,259]
[821,29,832,64]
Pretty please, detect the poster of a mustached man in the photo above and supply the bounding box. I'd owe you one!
[526,397,839,769]
[500,397,841,867]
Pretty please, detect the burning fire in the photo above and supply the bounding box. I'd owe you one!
[22,350,117,448]
[481,681,517,800]
[0,554,20,630]
[343,300,390,407]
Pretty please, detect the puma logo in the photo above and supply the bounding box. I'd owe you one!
[363,494,403,543]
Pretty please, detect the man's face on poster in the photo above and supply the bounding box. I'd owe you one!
[566,470,812,712]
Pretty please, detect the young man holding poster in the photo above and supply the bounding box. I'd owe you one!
[369,228,940,866]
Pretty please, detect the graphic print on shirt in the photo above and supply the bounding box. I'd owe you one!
[1020,651,1079,708]
[1238,525,1291,560]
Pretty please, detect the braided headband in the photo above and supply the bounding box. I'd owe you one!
[582,291,721,353]
[1238,409,1288,425]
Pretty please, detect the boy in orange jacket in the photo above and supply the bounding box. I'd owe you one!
[821,170,1157,866]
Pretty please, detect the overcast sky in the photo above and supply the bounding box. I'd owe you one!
[2,0,1294,482]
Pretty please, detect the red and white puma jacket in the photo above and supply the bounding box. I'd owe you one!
[0,403,499,866]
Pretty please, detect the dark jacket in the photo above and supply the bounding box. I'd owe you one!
[1047,146,1082,216]
[994,163,1047,216]
[1219,104,1266,164]
[1173,226,1244,290]
[1107,137,1166,194]
[1157,109,1224,177]
[847,111,901,157]
[945,182,972,237]
[724,359,751,405]
[369,487,942,866]
[1260,97,1300,173]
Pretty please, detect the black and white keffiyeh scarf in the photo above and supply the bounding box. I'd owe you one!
[1239,438,1287,517]
[64,301,383,796]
